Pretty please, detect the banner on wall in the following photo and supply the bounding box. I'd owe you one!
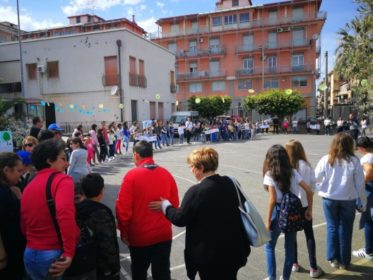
[0,131,14,153]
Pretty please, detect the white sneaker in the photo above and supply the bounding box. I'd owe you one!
[310,266,323,278]
[292,263,300,272]
[352,248,373,260]
[328,260,339,268]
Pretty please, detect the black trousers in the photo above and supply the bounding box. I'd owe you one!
[129,240,171,280]
[197,263,240,280]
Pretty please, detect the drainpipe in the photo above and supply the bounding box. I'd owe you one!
[116,39,124,122]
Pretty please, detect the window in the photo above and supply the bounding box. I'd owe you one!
[189,83,202,93]
[212,81,226,91]
[224,14,237,25]
[240,13,249,23]
[129,56,137,86]
[292,28,305,46]
[267,56,277,72]
[47,61,59,78]
[243,57,253,73]
[268,32,277,49]
[268,10,277,24]
[190,20,198,31]
[76,16,81,23]
[170,23,179,33]
[212,16,222,26]
[292,76,308,87]
[238,79,253,90]
[232,0,239,7]
[242,34,253,51]
[189,40,197,53]
[292,7,304,20]
[209,60,220,76]
[138,59,146,88]
[209,38,220,53]
[189,62,198,74]
[139,59,145,76]
[292,53,304,70]
[168,42,176,54]
[264,79,279,89]
[26,63,37,80]
[104,56,118,86]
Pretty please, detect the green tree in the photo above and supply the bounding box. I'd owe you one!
[243,89,305,118]
[335,0,373,116]
[0,97,23,130]
[188,95,232,119]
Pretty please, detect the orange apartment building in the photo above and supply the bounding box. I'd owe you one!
[152,0,326,117]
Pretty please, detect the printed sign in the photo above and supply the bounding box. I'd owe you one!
[0,131,14,152]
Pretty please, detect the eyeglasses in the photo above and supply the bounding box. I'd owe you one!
[24,143,34,147]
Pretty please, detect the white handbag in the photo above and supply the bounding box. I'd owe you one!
[229,176,270,247]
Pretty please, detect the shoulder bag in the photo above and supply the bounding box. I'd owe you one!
[229,176,270,247]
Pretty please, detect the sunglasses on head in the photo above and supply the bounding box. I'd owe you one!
[24,143,34,147]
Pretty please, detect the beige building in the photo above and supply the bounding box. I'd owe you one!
[0,27,176,126]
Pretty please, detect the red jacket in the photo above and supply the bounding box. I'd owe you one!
[20,168,79,258]
[116,158,179,247]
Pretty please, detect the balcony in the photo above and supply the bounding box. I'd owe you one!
[176,70,226,81]
[170,83,177,93]
[176,46,226,58]
[235,64,313,77]
[236,39,311,55]
[129,73,147,88]
[150,11,326,39]
[102,74,118,86]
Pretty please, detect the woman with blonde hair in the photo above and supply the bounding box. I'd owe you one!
[149,147,250,280]
[22,136,38,152]
[315,132,366,269]
[285,140,322,277]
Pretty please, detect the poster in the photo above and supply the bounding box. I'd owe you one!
[0,131,14,153]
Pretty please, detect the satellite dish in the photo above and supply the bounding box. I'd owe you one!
[110,86,119,96]
[312,34,319,40]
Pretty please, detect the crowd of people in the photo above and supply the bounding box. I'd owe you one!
[0,112,372,280]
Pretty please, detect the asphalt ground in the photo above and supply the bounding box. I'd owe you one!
[93,133,373,280]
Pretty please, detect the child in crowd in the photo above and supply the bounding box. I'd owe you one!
[285,140,323,277]
[84,136,95,167]
[178,123,185,144]
[263,145,314,280]
[77,173,121,280]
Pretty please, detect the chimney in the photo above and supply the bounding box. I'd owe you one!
[132,14,135,23]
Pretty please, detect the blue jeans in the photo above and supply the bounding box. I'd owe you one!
[322,198,356,266]
[123,135,130,152]
[24,248,62,280]
[265,207,296,280]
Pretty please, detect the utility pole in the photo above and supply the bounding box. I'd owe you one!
[16,0,25,101]
[324,51,328,118]
[261,46,265,91]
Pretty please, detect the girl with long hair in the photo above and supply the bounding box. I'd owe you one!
[285,140,322,277]
[315,133,366,269]
[263,144,313,280]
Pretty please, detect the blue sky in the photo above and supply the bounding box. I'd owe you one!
[0,0,360,73]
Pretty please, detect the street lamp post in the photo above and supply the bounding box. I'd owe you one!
[16,0,25,101]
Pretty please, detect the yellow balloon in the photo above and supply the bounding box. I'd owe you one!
[98,104,104,109]
[155,94,161,100]
[119,104,124,109]
[195,98,201,104]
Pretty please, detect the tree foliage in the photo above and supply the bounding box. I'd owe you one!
[243,89,305,118]
[0,97,23,130]
[334,0,373,115]
[187,95,232,119]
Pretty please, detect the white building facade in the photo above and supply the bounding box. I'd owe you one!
[0,28,176,127]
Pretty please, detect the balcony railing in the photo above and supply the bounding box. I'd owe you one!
[236,39,311,54]
[150,11,326,39]
[129,73,147,88]
[176,70,226,81]
[102,74,118,86]
[176,46,226,58]
[170,83,177,93]
[236,64,313,77]
[138,75,147,88]
[129,73,138,86]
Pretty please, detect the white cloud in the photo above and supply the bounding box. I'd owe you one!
[156,2,165,8]
[137,17,158,34]
[0,6,64,31]
[62,0,142,16]
[139,4,147,11]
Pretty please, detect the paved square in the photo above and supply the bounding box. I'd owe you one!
[97,134,373,279]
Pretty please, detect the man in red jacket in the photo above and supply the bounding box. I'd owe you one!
[116,140,179,280]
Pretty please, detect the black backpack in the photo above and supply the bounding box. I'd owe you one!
[278,191,304,233]
[46,173,96,277]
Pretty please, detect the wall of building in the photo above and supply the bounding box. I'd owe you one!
[0,28,176,124]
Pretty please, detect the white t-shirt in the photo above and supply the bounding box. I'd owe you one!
[178,126,185,135]
[296,160,315,207]
[263,169,303,204]
[361,153,373,165]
